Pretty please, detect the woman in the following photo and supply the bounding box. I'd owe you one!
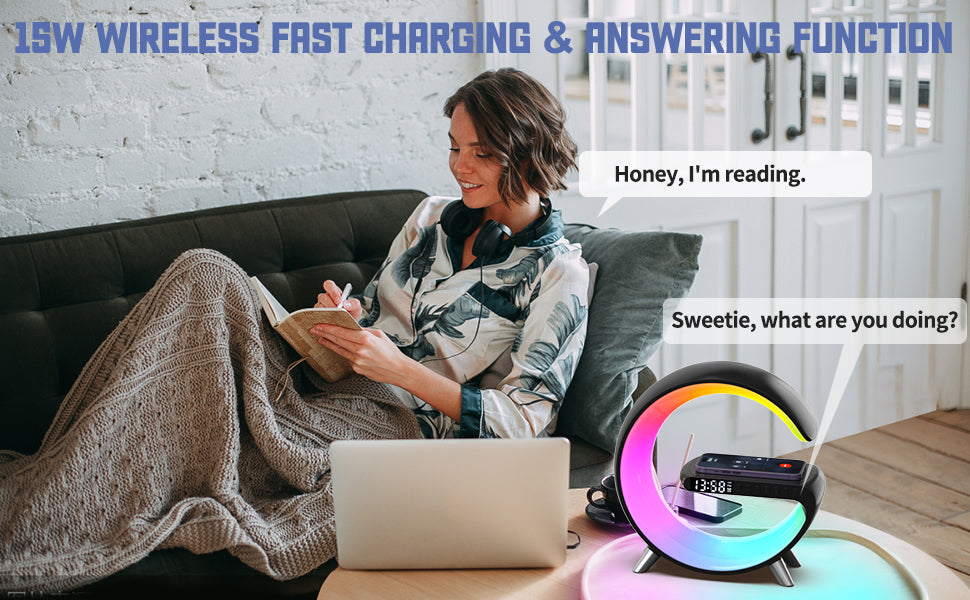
[311,68,589,440]
[0,68,587,593]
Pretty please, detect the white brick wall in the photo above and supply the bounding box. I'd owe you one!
[0,1,481,237]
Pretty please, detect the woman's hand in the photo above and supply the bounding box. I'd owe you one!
[309,323,463,421]
[315,280,363,321]
[310,324,411,386]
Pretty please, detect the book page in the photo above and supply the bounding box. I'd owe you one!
[250,276,289,327]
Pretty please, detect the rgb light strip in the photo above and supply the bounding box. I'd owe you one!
[614,362,821,573]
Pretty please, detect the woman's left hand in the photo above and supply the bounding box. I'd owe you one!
[310,324,412,386]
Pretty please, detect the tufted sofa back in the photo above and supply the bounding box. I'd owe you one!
[0,190,425,454]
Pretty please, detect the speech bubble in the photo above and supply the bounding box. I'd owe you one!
[600,195,623,216]
[579,150,873,216]
[662,297,967,469]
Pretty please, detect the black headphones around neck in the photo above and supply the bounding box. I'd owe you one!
[439,198,554,261]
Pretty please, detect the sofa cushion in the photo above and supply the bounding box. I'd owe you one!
[557,226,702,454]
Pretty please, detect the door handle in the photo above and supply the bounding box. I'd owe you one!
[751,51,773,144]
[786,45,807,140]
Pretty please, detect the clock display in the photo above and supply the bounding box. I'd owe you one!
[692,478,733,494]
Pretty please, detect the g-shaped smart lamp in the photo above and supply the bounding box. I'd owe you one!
[613,361,825,587]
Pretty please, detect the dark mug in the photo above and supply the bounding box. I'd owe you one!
[586,474,623,516]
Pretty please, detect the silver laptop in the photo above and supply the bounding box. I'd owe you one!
[330,438,570,570]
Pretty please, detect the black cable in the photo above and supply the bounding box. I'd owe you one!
[420,261,485,366]
[567,530,581,550]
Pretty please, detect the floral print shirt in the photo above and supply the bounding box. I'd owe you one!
[359,196,589,439]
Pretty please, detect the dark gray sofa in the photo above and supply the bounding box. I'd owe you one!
[0,189,700,598]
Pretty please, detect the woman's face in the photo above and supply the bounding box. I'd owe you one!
[448,103,505,212]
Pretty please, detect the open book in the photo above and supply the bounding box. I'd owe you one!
[251,276,362,382]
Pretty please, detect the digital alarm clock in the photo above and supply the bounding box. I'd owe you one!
[612,361,826,587]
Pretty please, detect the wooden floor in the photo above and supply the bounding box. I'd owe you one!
[783,409,970,589]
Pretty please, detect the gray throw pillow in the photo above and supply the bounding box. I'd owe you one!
[557,225,703,453]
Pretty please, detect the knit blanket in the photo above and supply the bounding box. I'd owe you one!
[0,249,421,593]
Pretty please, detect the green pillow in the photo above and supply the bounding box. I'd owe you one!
[557,225,702,453]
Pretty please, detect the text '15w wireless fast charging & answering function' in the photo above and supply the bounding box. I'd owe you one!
[604,361,826,588]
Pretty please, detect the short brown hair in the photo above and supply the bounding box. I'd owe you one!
[444,68,578,206]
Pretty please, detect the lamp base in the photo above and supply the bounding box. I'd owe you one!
[768,557,794,587]
[632,545,801,587]
[632,547,659,574]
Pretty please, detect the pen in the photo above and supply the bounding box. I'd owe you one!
[337,283,352,307]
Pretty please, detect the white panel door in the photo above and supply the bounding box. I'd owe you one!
[772,0,968,455]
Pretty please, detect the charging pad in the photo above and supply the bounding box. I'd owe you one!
[580,511,970,600]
